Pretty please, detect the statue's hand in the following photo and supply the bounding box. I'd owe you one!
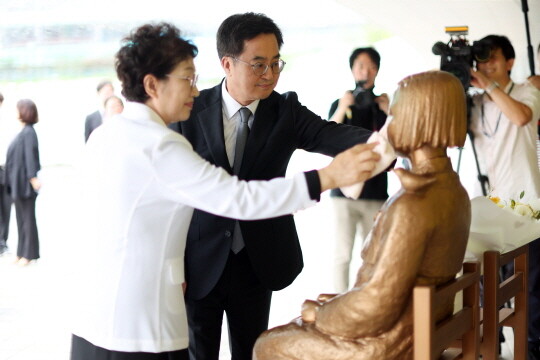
[317,293,338,303]
[301,300,320,323]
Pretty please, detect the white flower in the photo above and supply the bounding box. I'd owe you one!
[514,204,534,217]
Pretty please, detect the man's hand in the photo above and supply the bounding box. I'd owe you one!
[374,93,390,115]
[29,177,41,191]
[470,68,492,90]
[329,91,355,123]
[318,143,380,192]
[339,91,355,109]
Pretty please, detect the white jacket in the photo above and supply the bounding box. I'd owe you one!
[71,102,316,352]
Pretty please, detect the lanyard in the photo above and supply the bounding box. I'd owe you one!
[481,82,515,138]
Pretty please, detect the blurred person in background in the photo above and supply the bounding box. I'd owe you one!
[102,95,124,124]
[327,47,389,293]
[4,99,41,266]
[0,92,11,255]
[84,80,114,142]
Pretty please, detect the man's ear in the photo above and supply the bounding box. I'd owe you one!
[221,57,233,76]
[143,74,159,99]
[506,58,515,73]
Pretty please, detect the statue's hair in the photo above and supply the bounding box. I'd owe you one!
[389,71,467,153]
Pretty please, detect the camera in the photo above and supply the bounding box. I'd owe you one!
[352,80,376,109]
[432,26,490,89]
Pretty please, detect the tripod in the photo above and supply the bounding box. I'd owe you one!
[456,95,490,196]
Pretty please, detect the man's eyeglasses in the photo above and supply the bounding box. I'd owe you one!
[166,73,199,89]
[232,58,286,76]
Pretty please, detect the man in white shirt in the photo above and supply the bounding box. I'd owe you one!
[469,34,540,359]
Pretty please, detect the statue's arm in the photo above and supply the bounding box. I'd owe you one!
[314,202,430,338]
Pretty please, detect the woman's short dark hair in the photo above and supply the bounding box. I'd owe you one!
[216,12,284,59]
[17,99,38,125]
[349,47,381,70]
[115,22,198,103]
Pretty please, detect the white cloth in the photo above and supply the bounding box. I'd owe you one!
[340,131,396,199]
[71,102,316,353]
[470,81,540,202]
[221,80,258,166]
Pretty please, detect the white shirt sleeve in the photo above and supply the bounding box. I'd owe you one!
[151,132,317,220]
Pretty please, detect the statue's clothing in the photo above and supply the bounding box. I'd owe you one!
[254,157,471,360]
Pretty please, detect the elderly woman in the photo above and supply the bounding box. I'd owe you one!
[69,23,379,360]
[253,71,471,360]
[4,99,41,266]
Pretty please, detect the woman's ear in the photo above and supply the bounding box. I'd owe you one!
[143,74,159,99]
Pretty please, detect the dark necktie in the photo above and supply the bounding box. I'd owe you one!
[231,107,251,253]
[233,107,251,175]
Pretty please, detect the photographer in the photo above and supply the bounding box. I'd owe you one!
[328,47,389,293]
[468,34,540,359]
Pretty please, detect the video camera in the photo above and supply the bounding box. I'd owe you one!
[432,26,491,89]
[352,80,376,109]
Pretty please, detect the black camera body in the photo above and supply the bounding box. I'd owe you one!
[432,26,490,89]
[352,80,376,109]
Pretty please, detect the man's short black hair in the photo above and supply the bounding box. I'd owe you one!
[96,80,113,93]
[349,47,381,70]
[480,35,515,60]
[216,12,284,59]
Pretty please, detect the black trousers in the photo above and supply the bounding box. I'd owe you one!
[0,183,11,242]
[70,335,189,360]
[14,195,39,260]
[186,249,272,360]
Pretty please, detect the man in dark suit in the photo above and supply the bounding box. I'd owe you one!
[171,13,374,360]
[84,80,114,142]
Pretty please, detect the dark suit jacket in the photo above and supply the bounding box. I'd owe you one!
[4,125,40,201]
[172,83,372,300]
[84,110,102,142]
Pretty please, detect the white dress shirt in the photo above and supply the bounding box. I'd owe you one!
[71,102,316,353]
[470,81,540,201]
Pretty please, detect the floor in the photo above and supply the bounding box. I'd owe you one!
[0,161,518,360]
